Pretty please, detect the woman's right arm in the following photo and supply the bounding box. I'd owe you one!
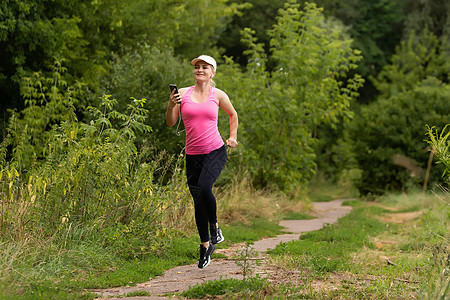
[165,89,182,127]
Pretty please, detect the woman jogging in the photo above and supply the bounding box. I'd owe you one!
[165,55,239,268]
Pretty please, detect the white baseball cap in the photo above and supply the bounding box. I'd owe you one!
[191,55,217,71]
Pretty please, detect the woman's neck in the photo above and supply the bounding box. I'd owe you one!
[194,81,211,93]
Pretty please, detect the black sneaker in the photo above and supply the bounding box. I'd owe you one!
[210,224,225,244]
[198,244,216,269]
[216,227,224,244]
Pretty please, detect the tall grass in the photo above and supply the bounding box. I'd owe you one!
[0,95,199,297]
[216,170,309,225]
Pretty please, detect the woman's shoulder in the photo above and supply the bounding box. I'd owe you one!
[179,86,192,97]
[213,87,229,101]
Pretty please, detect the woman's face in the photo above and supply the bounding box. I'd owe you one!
[193,62,215,82]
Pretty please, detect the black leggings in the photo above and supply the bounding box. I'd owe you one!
[186,145,227,243]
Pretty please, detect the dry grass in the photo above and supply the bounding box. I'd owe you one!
[216,172,308,225]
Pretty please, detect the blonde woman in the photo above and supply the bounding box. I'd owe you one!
[165,55,238,268]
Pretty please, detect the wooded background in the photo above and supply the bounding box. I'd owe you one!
[0,0,449,240]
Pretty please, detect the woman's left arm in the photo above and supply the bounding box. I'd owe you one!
[217,89,239,148]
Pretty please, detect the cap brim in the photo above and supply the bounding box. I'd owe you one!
[191,58,204,66]
[191,57,216,71]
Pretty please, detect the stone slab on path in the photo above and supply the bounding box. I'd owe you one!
[93,199,354,300]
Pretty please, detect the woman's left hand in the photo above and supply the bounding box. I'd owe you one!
[226,138,238,148]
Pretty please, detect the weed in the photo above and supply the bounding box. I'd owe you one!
[235,243,258,279]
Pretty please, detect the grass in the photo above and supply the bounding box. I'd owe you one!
[0,215,284,299]
[180,190,449,299]
[182,277,269,298]
[268,204,388,274]
[282,211,316,220]
[1,176,447,299]
[307,175,359,202]
[223,217,284,244]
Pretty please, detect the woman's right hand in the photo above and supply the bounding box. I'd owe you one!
[168,89,181,109]
[166,88,182,127]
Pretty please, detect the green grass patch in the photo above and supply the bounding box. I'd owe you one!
[124,290,151,297]
[307,176,359,202]
[282,212,316,220]
[265,192,449,299]
[223,217,284,244]
[269,204,387,274]
[181,277,268,298]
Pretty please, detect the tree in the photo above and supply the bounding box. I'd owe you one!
[350,78,449,194]
[218,1,363,194]
[372,29,449,99]
[401,0,450,39]
[98,45,193,153]
[346,29,449,194]
[217,0,285,66]
[314,0,404,103]
[0,0,244,136]
[0,0,86,116]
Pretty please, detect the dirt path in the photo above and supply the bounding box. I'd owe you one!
[92,199,354,300]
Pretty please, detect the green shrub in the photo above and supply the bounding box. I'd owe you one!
[218,1,363,194]
[0,93,191,258]
[426,124,450,184]
[349,78,449,194]
[345,29,450,194]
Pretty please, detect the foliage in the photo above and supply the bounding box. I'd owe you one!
[0,0,244,132]
[218,1,363,193]
[346,29,450,194]
[349,78,449,194]
[0,0,89,114]
[217,0,285,66]
[426,124,450,184]
[0,92,192,258]
[219,0,404,103]
[316,0,404,80]
[2,59,84,173]
[0,192,286,298]
[372,29,449,99]
[235,243,258,279]
[401,0,450,38]
[98,45,193,153]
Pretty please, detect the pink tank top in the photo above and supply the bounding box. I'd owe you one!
[181,86,224,155]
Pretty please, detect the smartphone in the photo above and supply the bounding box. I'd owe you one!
[169,84,179,95]
[169,84,180,105]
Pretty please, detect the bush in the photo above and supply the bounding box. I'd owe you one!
[343,29,450,194]
[0,94,192,257]
[218,1,363,194]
